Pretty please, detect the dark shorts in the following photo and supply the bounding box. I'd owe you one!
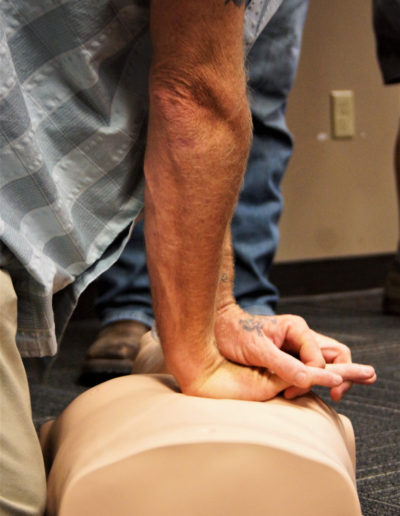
[373,0,400,84]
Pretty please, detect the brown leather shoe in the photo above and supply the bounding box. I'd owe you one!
[80,321,150,383]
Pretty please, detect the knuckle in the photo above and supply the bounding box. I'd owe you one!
[344,347,352,360]
[315,356,326,367]
[336,341,352,361]
[282,314,308,332]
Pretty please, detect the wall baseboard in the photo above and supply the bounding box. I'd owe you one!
[72,253,395,320]
[270,253,395,297]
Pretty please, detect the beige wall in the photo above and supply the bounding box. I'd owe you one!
[275,0,400,262]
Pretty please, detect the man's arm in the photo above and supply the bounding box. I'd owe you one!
[144,0,375,400]
[144,0,251,392]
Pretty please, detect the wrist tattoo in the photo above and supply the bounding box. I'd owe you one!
[221,273,229,283]
[239,318,264,337]
[225,0,245,7]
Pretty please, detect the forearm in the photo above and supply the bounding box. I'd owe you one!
[144,1,252,389]
[144,97,251,387]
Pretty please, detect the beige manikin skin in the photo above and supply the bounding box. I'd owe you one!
[40,333,362,516]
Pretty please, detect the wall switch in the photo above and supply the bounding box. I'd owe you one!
[330,90,355,138]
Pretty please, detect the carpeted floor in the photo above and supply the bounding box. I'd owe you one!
[26,288,400,515]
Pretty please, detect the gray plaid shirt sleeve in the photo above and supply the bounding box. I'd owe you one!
[0,0,280,357]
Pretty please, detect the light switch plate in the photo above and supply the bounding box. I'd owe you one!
[330,90,355,139]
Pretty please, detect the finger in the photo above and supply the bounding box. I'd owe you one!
[305,365,343,387]
[250,341,320,389]
[283,385,310,400]
[259,371,291,401]
[325,363,376,383]
[330,380,353,402]
[285,365,376,401]
[265,347,345,389]
[284,378,352,402]
[312,332,352,363]
[280,316,326,368]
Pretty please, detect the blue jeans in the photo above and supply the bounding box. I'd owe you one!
[95,0,309,327]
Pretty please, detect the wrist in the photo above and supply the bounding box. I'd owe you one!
[216,272,236,312]
[161,334,222,393]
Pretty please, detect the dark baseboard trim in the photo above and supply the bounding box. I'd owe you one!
[270,253,395,297]
[73,253,396,320]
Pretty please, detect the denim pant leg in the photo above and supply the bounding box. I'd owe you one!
[95,219,154,328]
[233,0,309,316]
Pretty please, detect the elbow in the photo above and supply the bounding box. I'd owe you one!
[148,68,253,170]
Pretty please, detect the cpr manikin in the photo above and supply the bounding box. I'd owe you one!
[40,333,362,516]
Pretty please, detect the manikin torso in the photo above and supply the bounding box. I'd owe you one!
[40,369,362,516]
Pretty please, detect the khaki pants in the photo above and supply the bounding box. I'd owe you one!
[0,270,46,515]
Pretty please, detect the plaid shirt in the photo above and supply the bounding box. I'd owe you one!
[0,0,281,357]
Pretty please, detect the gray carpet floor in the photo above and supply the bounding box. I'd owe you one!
[26,288,400,516]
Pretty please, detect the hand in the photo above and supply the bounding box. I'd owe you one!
[182,352,294,401]
[134,330,296,399]
[214,304,376,400]
[133,331,300,401]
